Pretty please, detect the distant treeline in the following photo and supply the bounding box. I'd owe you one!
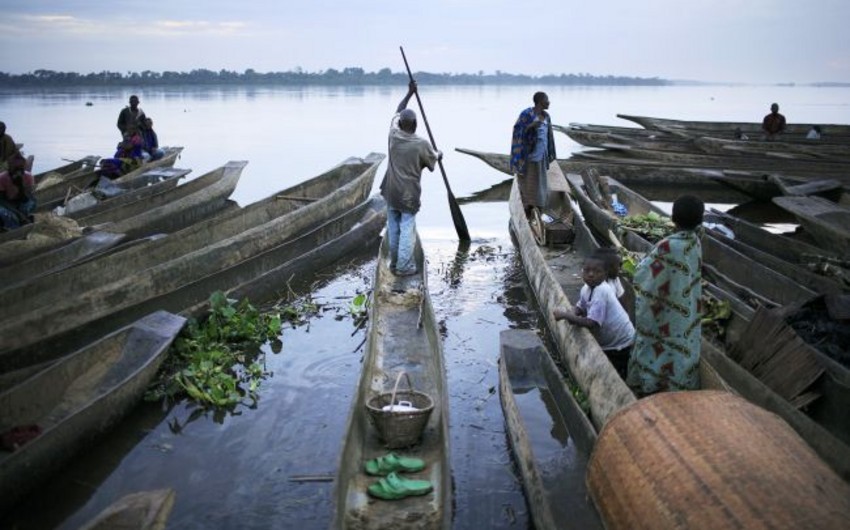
[0,68,669,87]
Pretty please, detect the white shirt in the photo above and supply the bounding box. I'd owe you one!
[577,281,635,351]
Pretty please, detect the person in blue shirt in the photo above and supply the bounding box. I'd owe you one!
[510,92,556,215]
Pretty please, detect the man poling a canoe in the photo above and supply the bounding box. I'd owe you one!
[379,80,442,277]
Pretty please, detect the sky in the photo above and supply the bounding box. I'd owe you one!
[1,0,849,84]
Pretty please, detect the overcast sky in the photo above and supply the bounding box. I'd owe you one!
[1,1,848,84]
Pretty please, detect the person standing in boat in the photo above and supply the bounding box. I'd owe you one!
[117,94,146,137]
[379,80,441,277]
[627,195,704,396]
[510,92,556,215]
[761,102,786,141]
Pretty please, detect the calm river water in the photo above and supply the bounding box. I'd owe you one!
[1,84,849,529]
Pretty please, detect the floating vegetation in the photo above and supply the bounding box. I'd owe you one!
[146,291,282,409]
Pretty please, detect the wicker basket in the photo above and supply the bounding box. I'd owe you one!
[366,372,434,449]
[586,390,850,529]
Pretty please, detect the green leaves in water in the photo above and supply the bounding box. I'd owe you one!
[146,291,283,409]
[619,211,675,243]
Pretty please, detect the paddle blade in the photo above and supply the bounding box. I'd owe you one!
[447,192,471,241]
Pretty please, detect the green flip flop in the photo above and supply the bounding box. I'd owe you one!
[367,472,433,500]
[364,452,426,476]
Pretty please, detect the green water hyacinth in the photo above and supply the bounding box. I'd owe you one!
[146,291,283,409]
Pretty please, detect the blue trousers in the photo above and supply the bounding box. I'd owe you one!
[386,207,416,274]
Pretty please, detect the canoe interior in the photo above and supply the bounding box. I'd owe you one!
[499,329,602,530]
[0,311,186,517]
[332,236,451,530]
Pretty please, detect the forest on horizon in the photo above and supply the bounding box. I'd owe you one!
[0,67,670,87]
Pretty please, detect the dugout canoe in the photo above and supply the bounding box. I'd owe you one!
[498,329,602,529]
[32,155,100,185]
[180,194,388,319]
[703,207,844,264]
[0,311,185,517]
[565,171,818,309]
[0,230,128,288]
[557,124,701,153]
[773,195,850,257]
[332,234,451,529]
[454,147,749,203]
[572,145,850,180]
[49,167,190,218]
[507,162,636,427]
[92,162,240,239]
[0,154,384,373]
[617,113,850,142]
[35,147,183,209]
[695,135,850,161]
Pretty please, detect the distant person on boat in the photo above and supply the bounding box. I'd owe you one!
[117,94,146,137]
[379,80,441,277]
[806,125,822,140]
[553,251,635,379]
[627,195,704,396]
[0,121,21,169]
[0,153,36,230]
[139,117,164,161]
[99,127,144,179]
[761,102,786,141]
[733,127,749,141]
[510,92,556,215]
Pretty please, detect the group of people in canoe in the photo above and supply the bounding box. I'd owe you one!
[100,94,164,179]
[0,95,168,230]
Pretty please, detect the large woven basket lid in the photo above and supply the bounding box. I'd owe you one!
[587,390,850,530]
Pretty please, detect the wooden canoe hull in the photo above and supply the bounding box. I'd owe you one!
[98,161,244,239]
[35,148,183,208]
[507,165,636,429]
[5,154,384,315]
[66,167,190,223]
[454,147,749,203]
[332,235,451,529]
[773,196,850,256]
[32,156,100,185]
[0,311,186,517]
[498,329,602,529]
[0,155,384,373]
[617,113,850,142]
[77,488,176,530]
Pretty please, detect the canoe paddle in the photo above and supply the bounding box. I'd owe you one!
[400,46,471,242]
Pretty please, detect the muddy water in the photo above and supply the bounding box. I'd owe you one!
[3,205,560,529]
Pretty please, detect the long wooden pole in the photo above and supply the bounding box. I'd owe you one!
[399,46,471,242]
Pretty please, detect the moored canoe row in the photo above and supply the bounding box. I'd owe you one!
[0,154,385,376]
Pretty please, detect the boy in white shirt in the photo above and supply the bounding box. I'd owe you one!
[553,253,635,378]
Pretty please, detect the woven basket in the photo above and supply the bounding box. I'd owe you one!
[586,390,850,530]
[366,372,434,449]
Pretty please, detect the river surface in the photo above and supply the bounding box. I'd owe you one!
[1,84,849,529]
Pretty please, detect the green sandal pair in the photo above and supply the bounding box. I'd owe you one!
[364,452,425,476]
[367,472,433,500]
